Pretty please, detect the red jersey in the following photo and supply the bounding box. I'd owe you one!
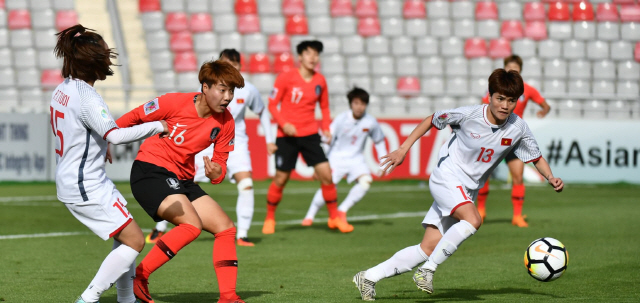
[268,69,331,137]
[482,82,544,118]
[116,93,235,182]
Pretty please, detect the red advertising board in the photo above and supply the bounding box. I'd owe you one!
[245,118,452,180]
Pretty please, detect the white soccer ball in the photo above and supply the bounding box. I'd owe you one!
[524,237,568,282]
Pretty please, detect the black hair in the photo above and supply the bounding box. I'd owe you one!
[218,49,241,64]
[347,86,369,105]
[296,40,323,55]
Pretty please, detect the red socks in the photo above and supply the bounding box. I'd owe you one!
[266,182,283,220]
[214,227,239,300]
[137,223,201,279]
[321,183,339,219]
[512,184,525,217]
[477,180,490,211]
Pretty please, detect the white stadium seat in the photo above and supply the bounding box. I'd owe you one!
[454,19,476,38]
[333,17,357,36]
[429,19,451,38]
[421,77,445,96]
[617,60,640,80]
[379,0,402,18]
[607,100,632,119]
[446,57,468,77]
[308,16,332,35]
[538,40,562,59]
[415,37,439,57]
[341,35,364,54]
[260,17,285,35]
[405,19,428,37]
[214,14,237,33]
[427,1,450,19]
[562,40,585,59]
[587,40,610,60]
[543,59,567,79]
[621,22,640,41]
[617,81,639,98]
[548,22,572,40]
[597,21,620,41]
[568,59,591,79]
[446,77,469,96]
[346,55,370,75]
[512,38,536,58]
[592,60,616,80]
[322,54,345,75]
[366,36,389,55]
[251,73,276,94]
[371,56,394,76]
[381,18,404,36]
[470,57,493,77]
[193,32,217,52]
[440,37,464,57]
[452,1,475,20]
[476,20,500,39]
[573,21,596,40]
[610,41,633,61]
[567,79,591,98]
[391,36,414,56]
[396,56,419,76]
[421,56,444,77]
[592,80,616,98]
[499,2,522,20]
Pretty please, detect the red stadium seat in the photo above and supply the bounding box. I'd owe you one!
[55,10,78,31]
[189,13,212,32]
[138,0,160,12]
[235,0,257,15]
[41,69,63,88]
[523,2,546,21]
[240,53,249,72]
[620,4,640,22]
[397,77,421,96]
[249,53,271,73]
[285,14,308,34]
[525,21,548,40]
[475,1,499,20]
[403,0,426,19]
[268,34,291,54]
[174,51,198,72]
[572,1,594,21]
[635,42,640,63]
[273,52,295,73]
[488,38,511,59]
[165,12,188,33]
[330,0,353,17]
[501,20,524,40]
[613,0,635,4]
[282,0,305,16]
[355,0,378,18]
[170,31,194,52]
[596,3,619,22]
[357,17,381,37]
[548,2,570,21]
[237,14,260,34]
[0,0,4,9]
[464,38,488,58]
[8,10,31,29]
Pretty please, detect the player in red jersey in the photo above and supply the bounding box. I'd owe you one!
[263,40,353,234]
[478,55,551,227]
[116,60,245,303]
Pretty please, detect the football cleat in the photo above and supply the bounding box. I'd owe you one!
[216,299,245,303]
[133,276,154,303]
[145,229,164,244]
[413,268,434,294]
[328,211,354,233]
[512,215,529,228]
[353,271,376,301]
[237,237,255,247]
[301,218,313,226]
[74,296,98,303]
[262,219,276,234]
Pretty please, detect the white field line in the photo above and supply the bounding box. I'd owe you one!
[0,211,427,240]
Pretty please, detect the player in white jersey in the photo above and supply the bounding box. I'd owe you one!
[301,87,387,230]
[353,69,564,301]
[51,25,168,303]
[146,49,276,247]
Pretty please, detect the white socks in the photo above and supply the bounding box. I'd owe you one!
[81,241,139,302]
[112,240,137,303]
[422,220,476,271]
[338,183,368,213]
[365,244,428,283]
[304,189,325,220]
[236,187,254,239]
[155,220,168,233]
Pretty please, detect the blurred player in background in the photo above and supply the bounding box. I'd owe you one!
[353,69,563,301]
[116,60,245,303]
[263,40,353,234]
[478,55,551,227]
[301,87,387,230]
[51,25,168,303]
[146,49,276,247]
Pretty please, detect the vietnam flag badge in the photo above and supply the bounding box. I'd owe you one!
[237,98,245,104]
[501,138,512,146]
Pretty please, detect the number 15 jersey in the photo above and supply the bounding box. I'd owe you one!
[431,104,542,190]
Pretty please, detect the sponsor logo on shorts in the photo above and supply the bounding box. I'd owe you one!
[166,178,180,190]
[144,98,159,115]
[210,127,221,141]
[276,156,283,167]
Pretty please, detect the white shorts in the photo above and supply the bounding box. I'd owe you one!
[329,156,370,184]
[421,165,477,234]
[194,144,251,183]
[64,185,133,241]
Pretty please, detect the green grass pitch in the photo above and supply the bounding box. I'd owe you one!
[1,180,639,302]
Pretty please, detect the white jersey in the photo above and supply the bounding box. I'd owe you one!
[432,104,542,190]
[328,110,385,160]
[225,81,274,145]
[50,78,120,203]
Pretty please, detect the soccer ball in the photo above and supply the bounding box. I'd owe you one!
[524,237,568,282]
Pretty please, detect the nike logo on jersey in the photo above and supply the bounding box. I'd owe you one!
[176,123,187,128]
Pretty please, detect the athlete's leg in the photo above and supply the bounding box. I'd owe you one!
[263,169,290,234]
[338,174,372,213]
[303,188,324,224]
[146,220,169,244]
[476,179,490,221]
[315,161,353,232]
[508,159,527,227]
[233,171,254,242]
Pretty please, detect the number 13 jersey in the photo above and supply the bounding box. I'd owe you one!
[431,104,542,190]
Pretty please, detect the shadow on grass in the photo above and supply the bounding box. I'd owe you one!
[376,287,561,302]
[481,218,513,225]
[103,290,272,302]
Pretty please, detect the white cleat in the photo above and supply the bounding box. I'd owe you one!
[353,271,376,301]
[74,296,98,303]
[413,268,434,294]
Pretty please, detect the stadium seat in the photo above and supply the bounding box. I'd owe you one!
[161,0,184,12]
[321,36,340,54]
[261,16,285,34]
[153,70,176,92]
[214,14,237,33]
[621,22,640,41]
[470,77,488,96]
[501,20,524,40]
[139,0,161,12]
[512,38,536,58]
[548,2,570,21]
[582,99,607,119]
[454,19,476,39]
[0,68,16,87]
[452,1,475,20]
[10,29,32,48]
[170,31,193,52]
[475,1,498,20]
[525,21,548,40]
[13,48,36,69]
[346,55,369,75]
[477,20,500,39]
[427,1,449,19]
[543,79,566,98]
[196,51,217,65]
[429,19,451,38]
[372,76,396,96]
[446,77,469,96]
[8,9,30,29]
[538,39,561,59]
[282,0,305,16]
[381,17,403,36]
[249,53,271,73]
[54,11,76,31]
[31,9,54,29]
[257,0,280,16]
[358,17,381,37]
[333,17,356,36]
[238,14,260,34]
[379,0,402,18]
[563,40,585,59]
[397,76,420,96]
[193,32,217,52]
[470,57,492,77]
[173,51,198,72]
[421,77,445,96]
[327,75,348,95]
[620,4,640,22]
[405,19,428,37]
[521,57,542,78]
[146,30,169,51]
[219,32,242,52]
[366,36,389,55]
[607,100,632,119]
[592,59,616,79]
[573,1,594,21]
[407,96,432,113]
[617,80,639,98]
[391,36,413,56]
[330,0,352,17]
[235,0,257,15]
[433,96,457,112]
[306,0,329,16]
[617,60,640,80]
[176,71,198,92]
[0,48,10,68]
[149,50,173,71]
[458,96,480,107]
[523,2,545,21]
[441,37,464,58]
[421,56,444,77]
[568,59,591,79]
[403,0,426,19]
[555,99,581,119]
[499,2,522,20]
[416,37,439,57]
[383,96,408,116]
[267,34,290,54]
[489,38,511,59]
[273,52,295,73]
[308,16,332,35]
[587,40,609,60]
[567,79,590,98]
[244,33,266,53]
[548,22,572,40]
[285,14,308,34]
[355,0,378,18]
[464,38,488,58]
[0,89,19,111]
[396,56,419,76]
[40,69,61,88]
[573,21,596,40]
[341,35,364,54]
[186,0,208,13]
[371,55,394,75]
[212,0,234,15]
[446,57,468,77]
[348,75,372,92]
[189,13,212,32]
[543,58,567,79]
[0,29,7,49]
[596,3,619,22]
[636,42,640,62]
[141,12,164,31]
[611,41,633,61]
[592,80,615,98]
[597,22,620,41]
[165,12,188,33]
[34,29,56,50]
[289,34,314,53]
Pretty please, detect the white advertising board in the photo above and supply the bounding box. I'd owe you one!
[0,113,50,181]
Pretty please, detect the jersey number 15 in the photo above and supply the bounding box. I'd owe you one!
[50,106,65,156]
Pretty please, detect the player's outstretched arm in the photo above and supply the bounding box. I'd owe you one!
[380,115,433,175]
[106,121,168,145]
[532,157,564,192]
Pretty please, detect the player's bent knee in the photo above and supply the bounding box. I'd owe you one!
[237,178,253,191]
[357,175,373,191]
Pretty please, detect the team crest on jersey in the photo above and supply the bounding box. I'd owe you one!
[437,113,448,120]
[237,98,245,104]
[362,128,369,132]
[315,85,322,96]
[210,127,221,141]
[166,178,180,190]
[270,88,279,99]
[229,138,234,146]
[501,138,513,146]
[144,98,159,115]
[99,107,110,120]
